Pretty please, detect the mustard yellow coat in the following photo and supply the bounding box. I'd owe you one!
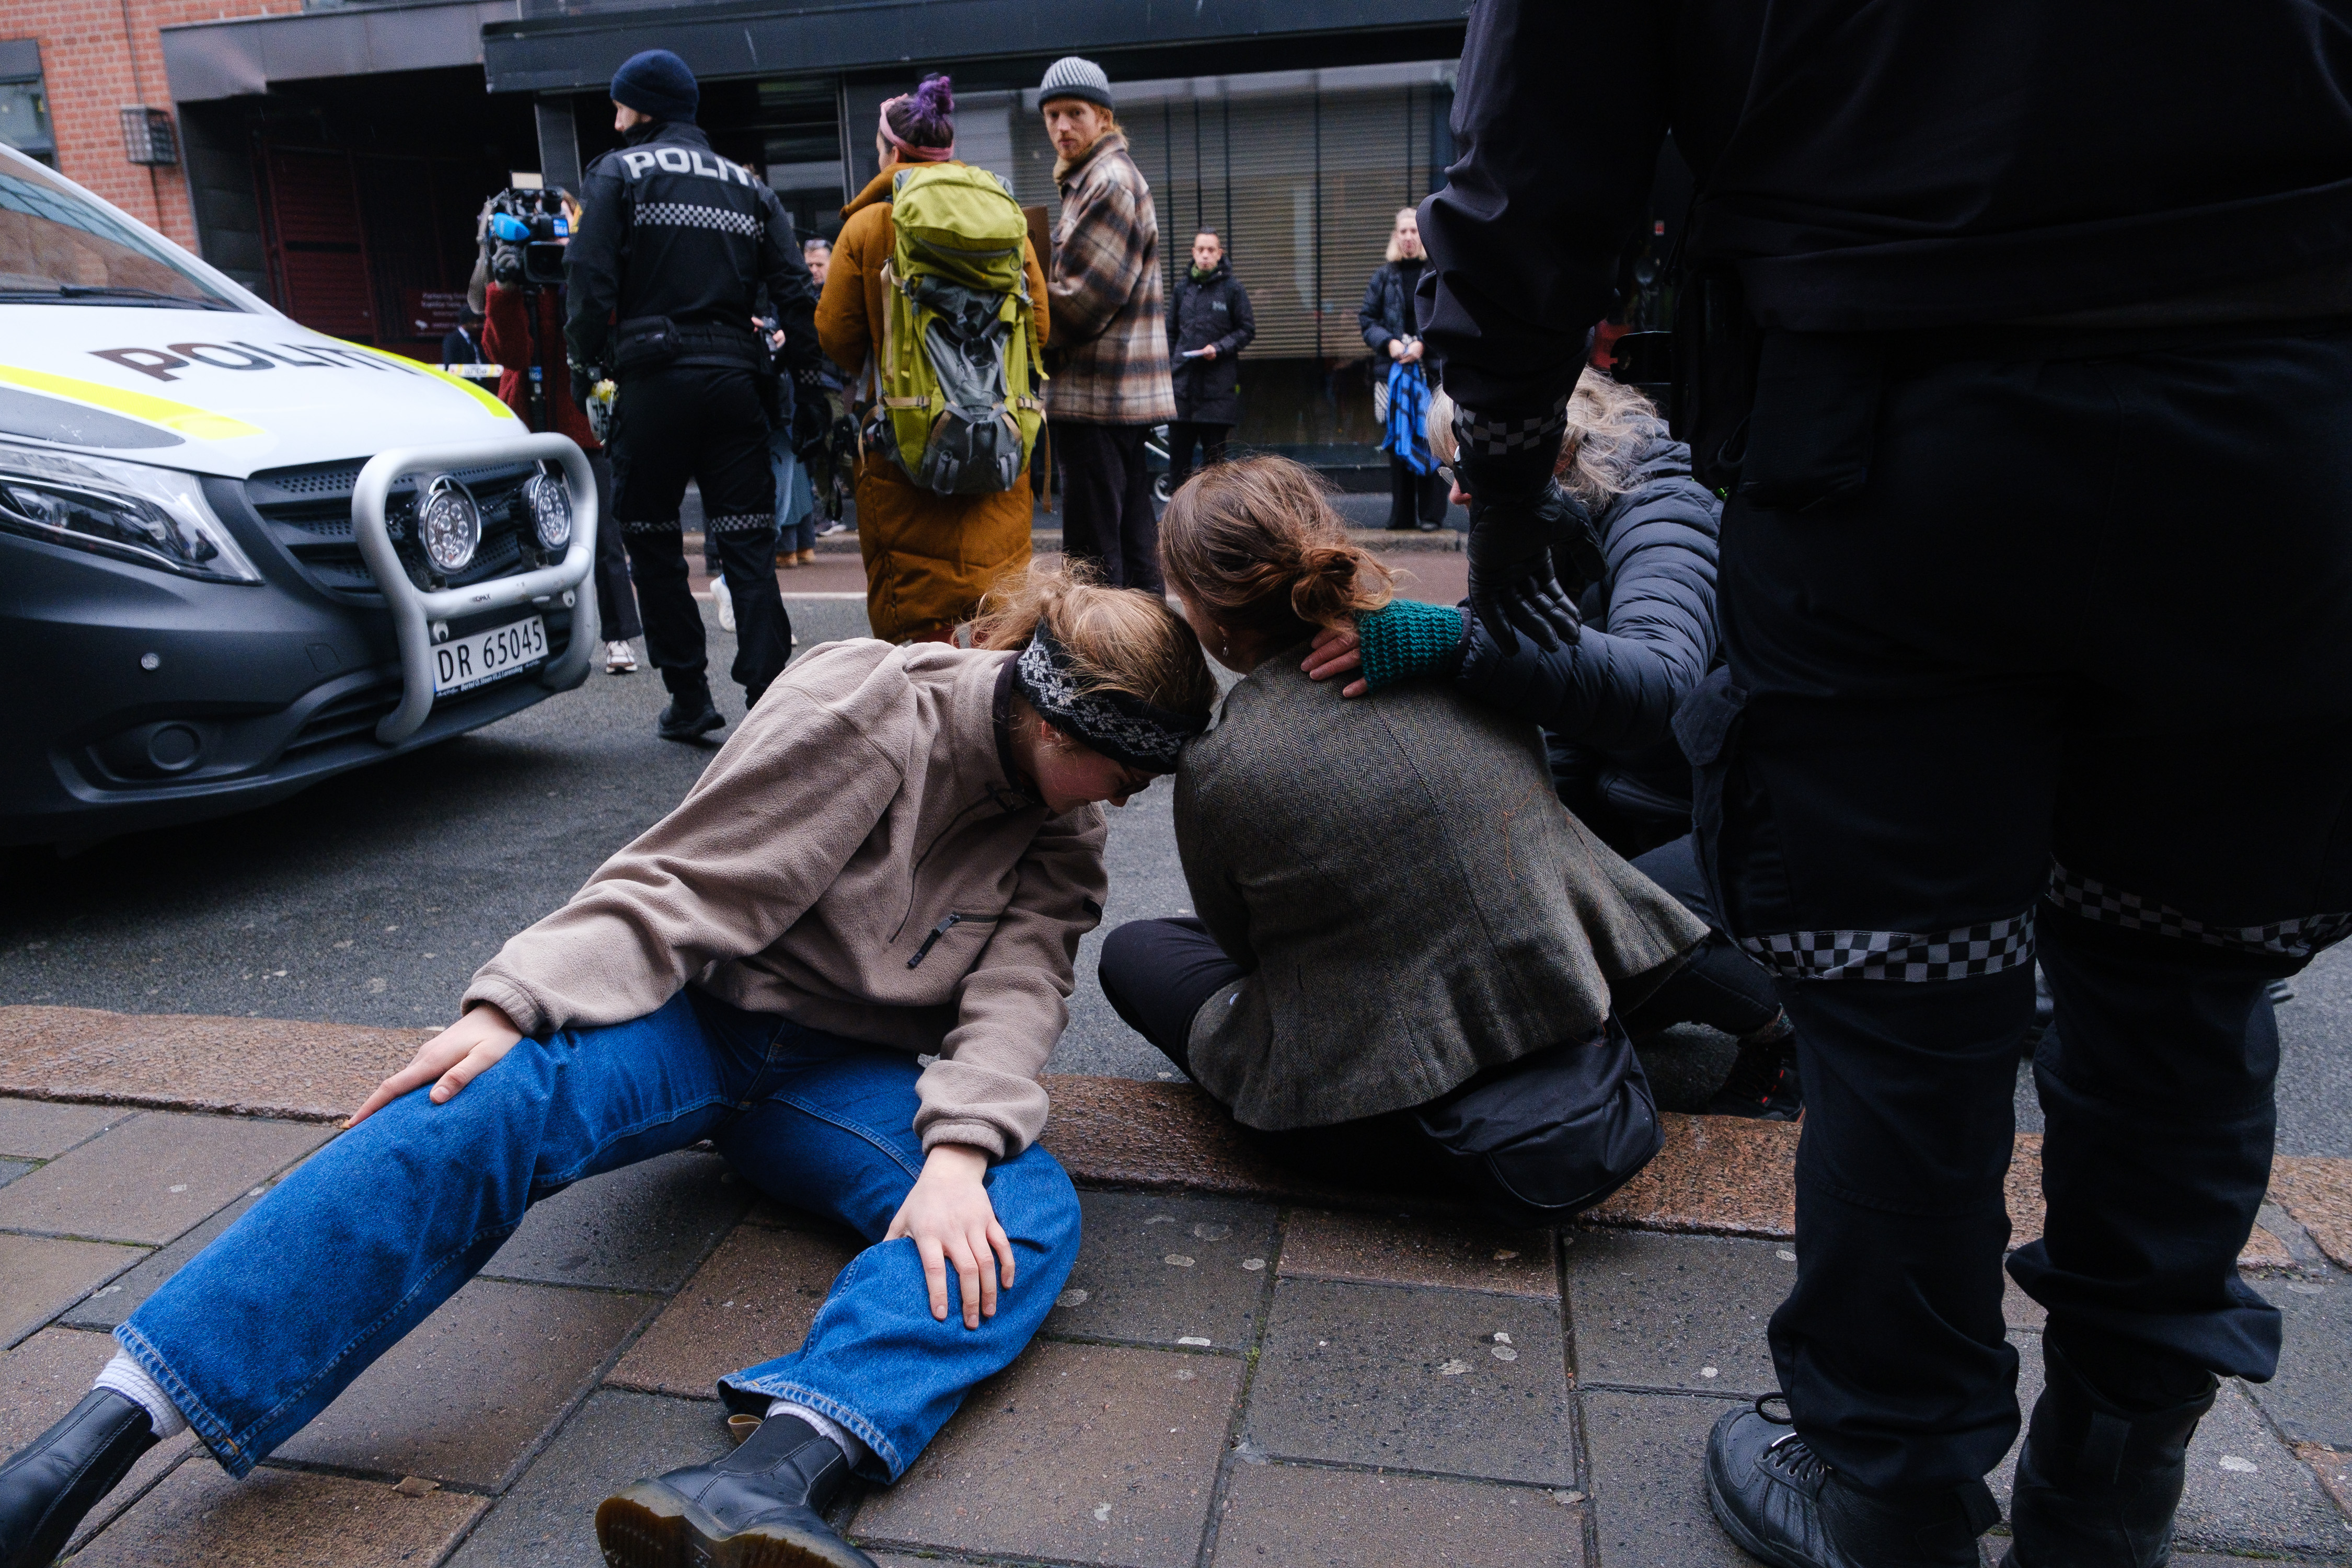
[817,166,1049,643]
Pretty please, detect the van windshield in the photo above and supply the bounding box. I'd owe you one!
[0,152,241,310]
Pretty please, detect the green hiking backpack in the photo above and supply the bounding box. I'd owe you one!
[871,163,1044,495]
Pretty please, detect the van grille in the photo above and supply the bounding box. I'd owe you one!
[245,459,553,602]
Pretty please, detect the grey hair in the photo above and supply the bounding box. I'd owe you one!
[1427,368,1667,510]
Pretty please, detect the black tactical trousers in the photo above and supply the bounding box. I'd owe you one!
[1691,324,2352,1496]
[608,364,790,705]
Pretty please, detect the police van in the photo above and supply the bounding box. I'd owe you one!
[0,143,597,847]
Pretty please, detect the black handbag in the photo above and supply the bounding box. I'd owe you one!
[1412,1016,1663,1228]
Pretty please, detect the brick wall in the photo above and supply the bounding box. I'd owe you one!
[2,0,297,248]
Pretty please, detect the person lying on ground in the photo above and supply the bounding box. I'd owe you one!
[1299,374,1801,1121]
[0,563,1215,1568]
[1097,455,1707,1227]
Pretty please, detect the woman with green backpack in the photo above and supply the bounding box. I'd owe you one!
[817,75,1051,644]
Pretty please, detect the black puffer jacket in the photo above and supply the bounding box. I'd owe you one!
[1357,258,1427,353]
[1166,260,1256,424]
[1452,422,1721,843]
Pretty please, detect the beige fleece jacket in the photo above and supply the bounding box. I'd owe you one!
[463,640,1109,1158]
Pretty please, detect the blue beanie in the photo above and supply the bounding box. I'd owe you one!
[610,49,698,122]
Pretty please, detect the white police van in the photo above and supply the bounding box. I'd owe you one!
[0,143,597,846]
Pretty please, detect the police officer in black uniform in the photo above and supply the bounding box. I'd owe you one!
[566,48,820,742]
[1417,4,2352,1566]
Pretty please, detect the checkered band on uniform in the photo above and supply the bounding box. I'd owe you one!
[1451,395,1570,459]
[2046,861,2352,960]
[618,517,682,536]
[1738,914,2035,982]
[635,202,762,238]
[706,512,774,535]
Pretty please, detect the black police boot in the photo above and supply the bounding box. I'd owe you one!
[0,1389,156,1568]
[596,1412,877,1568]
[1704,1011,1803,1121]
[2000,1340,2217,1567]
[655,688,724,743]
[1706,1398,1998,1568]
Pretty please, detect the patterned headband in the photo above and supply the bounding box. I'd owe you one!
[1012,625,1205,774]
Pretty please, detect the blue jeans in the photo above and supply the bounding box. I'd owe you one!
[114,990,1079,1482]
[771,429,815,554]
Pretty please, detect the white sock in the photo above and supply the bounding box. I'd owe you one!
[765,1397,866,1468]
[94,1353,189,1440]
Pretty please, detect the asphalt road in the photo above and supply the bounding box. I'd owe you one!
[6,594,2347,1155]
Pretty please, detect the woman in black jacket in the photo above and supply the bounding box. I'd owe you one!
[1165,230,1256,492]
[1302,373,1800,1120]
[1357,207,1449,531]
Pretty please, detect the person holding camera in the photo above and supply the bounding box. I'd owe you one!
[478,192,643,675]
[1418,3,2352,1566]
[565,49,821,743]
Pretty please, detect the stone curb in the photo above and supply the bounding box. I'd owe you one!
[0,1006,2334,1265]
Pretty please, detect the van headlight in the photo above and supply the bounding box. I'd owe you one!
[0,441,261,584]
[416,474,481,573]
[524,468,572,550]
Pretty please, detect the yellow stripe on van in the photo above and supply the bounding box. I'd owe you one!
[0,362,267,442]
[338,343,518,421]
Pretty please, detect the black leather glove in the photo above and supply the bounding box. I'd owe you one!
[491,242,526,286]
[569,366,595,413]
[1452,398,1585,654]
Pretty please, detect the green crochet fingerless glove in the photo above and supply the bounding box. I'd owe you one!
[1355,597,1469,693]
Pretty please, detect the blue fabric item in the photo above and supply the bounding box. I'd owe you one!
[1355,597,1468,692]
[1454,420,1722,822]
[115,989,1079,1484]
[1380,360,1435,476]
[770,428,815,552]
[610,48,699,122]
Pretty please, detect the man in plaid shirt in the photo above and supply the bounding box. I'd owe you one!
[1036,56,1177,592]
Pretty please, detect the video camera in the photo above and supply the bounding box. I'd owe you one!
[486,187,571,289]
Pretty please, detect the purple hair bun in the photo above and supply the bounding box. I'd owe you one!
[888,73,956,149]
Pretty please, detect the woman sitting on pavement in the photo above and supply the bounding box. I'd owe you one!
[816,74,1049,643]
[1298,372,1802,1121]
[0,565,1215,1568]
[1097,455,1708,1224]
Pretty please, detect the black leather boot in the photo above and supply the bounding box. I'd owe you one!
[2000,1340,2217,1568]
[1707,1398,1999,1568]
[0,1389,157,1568]
[596,1412,877,1568]
[655,692,723,743]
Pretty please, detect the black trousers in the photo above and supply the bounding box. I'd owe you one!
[1166,420,1229,496]
[1697,324,2352,1495]
[1620,834,1783,1041]
[585,452,642,643]
[1056,421,1161,590]
[1387,454,1448,529]
[608,364,790,704]
[1097,917,1460,1190]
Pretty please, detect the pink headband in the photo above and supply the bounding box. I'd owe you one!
[879,99,954,162]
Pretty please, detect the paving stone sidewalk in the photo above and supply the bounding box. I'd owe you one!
[4,1087,2350,1567]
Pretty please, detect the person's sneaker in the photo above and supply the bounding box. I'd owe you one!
[2000,1341,2216,1567]
[605,640,638,675]
[1705,1011,1802,1120]
[1705,1398,1997,1568]
[815,519,849,537]
[0,1389,156,1568]
[711,573,736,631]
[656,696,724,743]
[597,1412,877,1568]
